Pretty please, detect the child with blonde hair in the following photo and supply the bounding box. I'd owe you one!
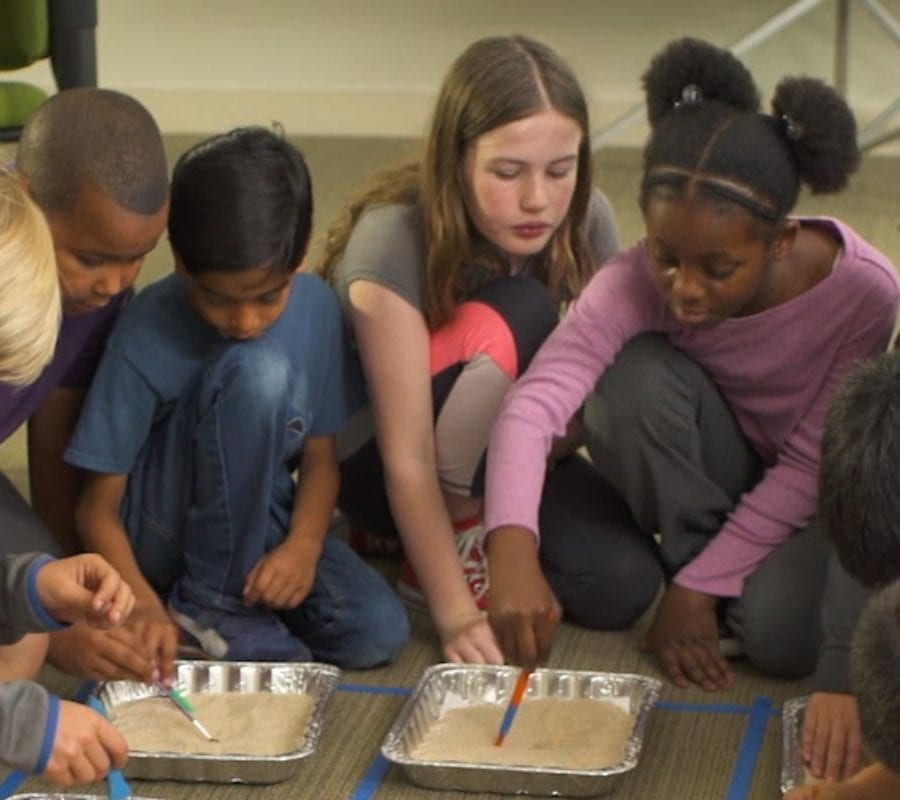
[8,88,168,683]
[0,170,134,788]
[0,171,60,386]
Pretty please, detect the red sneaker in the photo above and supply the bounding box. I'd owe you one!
[397,518,490,611]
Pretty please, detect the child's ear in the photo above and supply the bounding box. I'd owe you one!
[294,256,307,274]
[770,220,799,261]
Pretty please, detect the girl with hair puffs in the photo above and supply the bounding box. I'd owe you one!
[320,35,633,663]
[486,37,899,783]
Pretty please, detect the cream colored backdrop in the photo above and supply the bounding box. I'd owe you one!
[11,0,900,145]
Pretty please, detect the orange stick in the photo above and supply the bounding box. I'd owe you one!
[494,668,532,746]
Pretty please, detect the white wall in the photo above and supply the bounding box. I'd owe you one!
[15,0,900,145]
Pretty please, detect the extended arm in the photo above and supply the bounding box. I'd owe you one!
[350,279,501,663]
[69,472,175,682]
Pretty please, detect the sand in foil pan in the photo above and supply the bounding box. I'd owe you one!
[411,697,633,770]
[113,692,314,756]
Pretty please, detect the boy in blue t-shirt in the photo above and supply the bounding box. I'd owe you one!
[64,128,409,680]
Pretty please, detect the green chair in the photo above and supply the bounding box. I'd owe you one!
[0,0,97,141]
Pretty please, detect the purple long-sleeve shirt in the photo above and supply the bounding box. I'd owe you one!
[486,217,900,597]
[0,294,126,443]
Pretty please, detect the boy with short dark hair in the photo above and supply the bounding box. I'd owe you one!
[0,165,132,789]
[66,127,409,677]
[5,87,168,683]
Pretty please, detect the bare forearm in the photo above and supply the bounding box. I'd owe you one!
[286,437,339,552]
[385,458,478,622]
[78,516,158,607]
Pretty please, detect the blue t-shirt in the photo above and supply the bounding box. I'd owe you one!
[65,272,348,475]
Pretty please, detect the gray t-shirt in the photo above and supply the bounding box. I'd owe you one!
[332,188,619,455]
[333,187,619,322]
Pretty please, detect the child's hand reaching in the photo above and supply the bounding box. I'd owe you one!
[125,599,179,684]
[43,699,128,786]
[487,526,561,668]
[802,692,863,782]
[35,554,134,629]
[642,583,734,691]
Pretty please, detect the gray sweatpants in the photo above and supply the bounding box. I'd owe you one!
[584,333,866,683]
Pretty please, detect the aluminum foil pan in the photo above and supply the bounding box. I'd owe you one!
[99,660,340,784]
[780,695,809,794]
[381,664,661,797]
[8,796,162,800]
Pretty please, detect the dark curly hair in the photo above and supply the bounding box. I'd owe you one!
[640,38,859,226]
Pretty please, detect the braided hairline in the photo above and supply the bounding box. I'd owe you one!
[642,167,781,224]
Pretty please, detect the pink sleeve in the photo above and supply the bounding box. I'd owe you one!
[484,248,664,539]
[676,288,899,597]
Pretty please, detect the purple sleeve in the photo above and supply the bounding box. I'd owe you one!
[58,292,129,390]
[0,293,129,443]
[484,247,667,539]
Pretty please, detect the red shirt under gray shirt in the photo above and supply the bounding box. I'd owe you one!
[0,553,66,775]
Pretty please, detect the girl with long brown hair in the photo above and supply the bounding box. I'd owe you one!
[320,35,631,663]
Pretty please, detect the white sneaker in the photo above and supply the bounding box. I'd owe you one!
[397,519,490,611]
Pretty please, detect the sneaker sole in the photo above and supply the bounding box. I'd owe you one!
[718,638,745,659]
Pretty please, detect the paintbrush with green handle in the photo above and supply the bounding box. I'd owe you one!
[154,681,218,741]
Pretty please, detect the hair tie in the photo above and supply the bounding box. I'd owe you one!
[782,113,803,141]
[674,84,702,109]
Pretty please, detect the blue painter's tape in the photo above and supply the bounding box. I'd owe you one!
[339,683,412,697]
[350,753,393,800]
[725,696,773,800]
[74,680,98,704]
[658,701,751,714]
[0,770,26,800]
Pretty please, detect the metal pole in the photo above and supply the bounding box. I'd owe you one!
[861,0,900,45]
[728,0,827,54]
[858,0,900,150]
[834,0,850,96]
[591,0,827,150]
[859,95,900,151]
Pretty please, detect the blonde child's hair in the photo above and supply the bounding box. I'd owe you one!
[0,170,61,385]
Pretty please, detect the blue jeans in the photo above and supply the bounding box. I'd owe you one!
[121,337,409,668]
